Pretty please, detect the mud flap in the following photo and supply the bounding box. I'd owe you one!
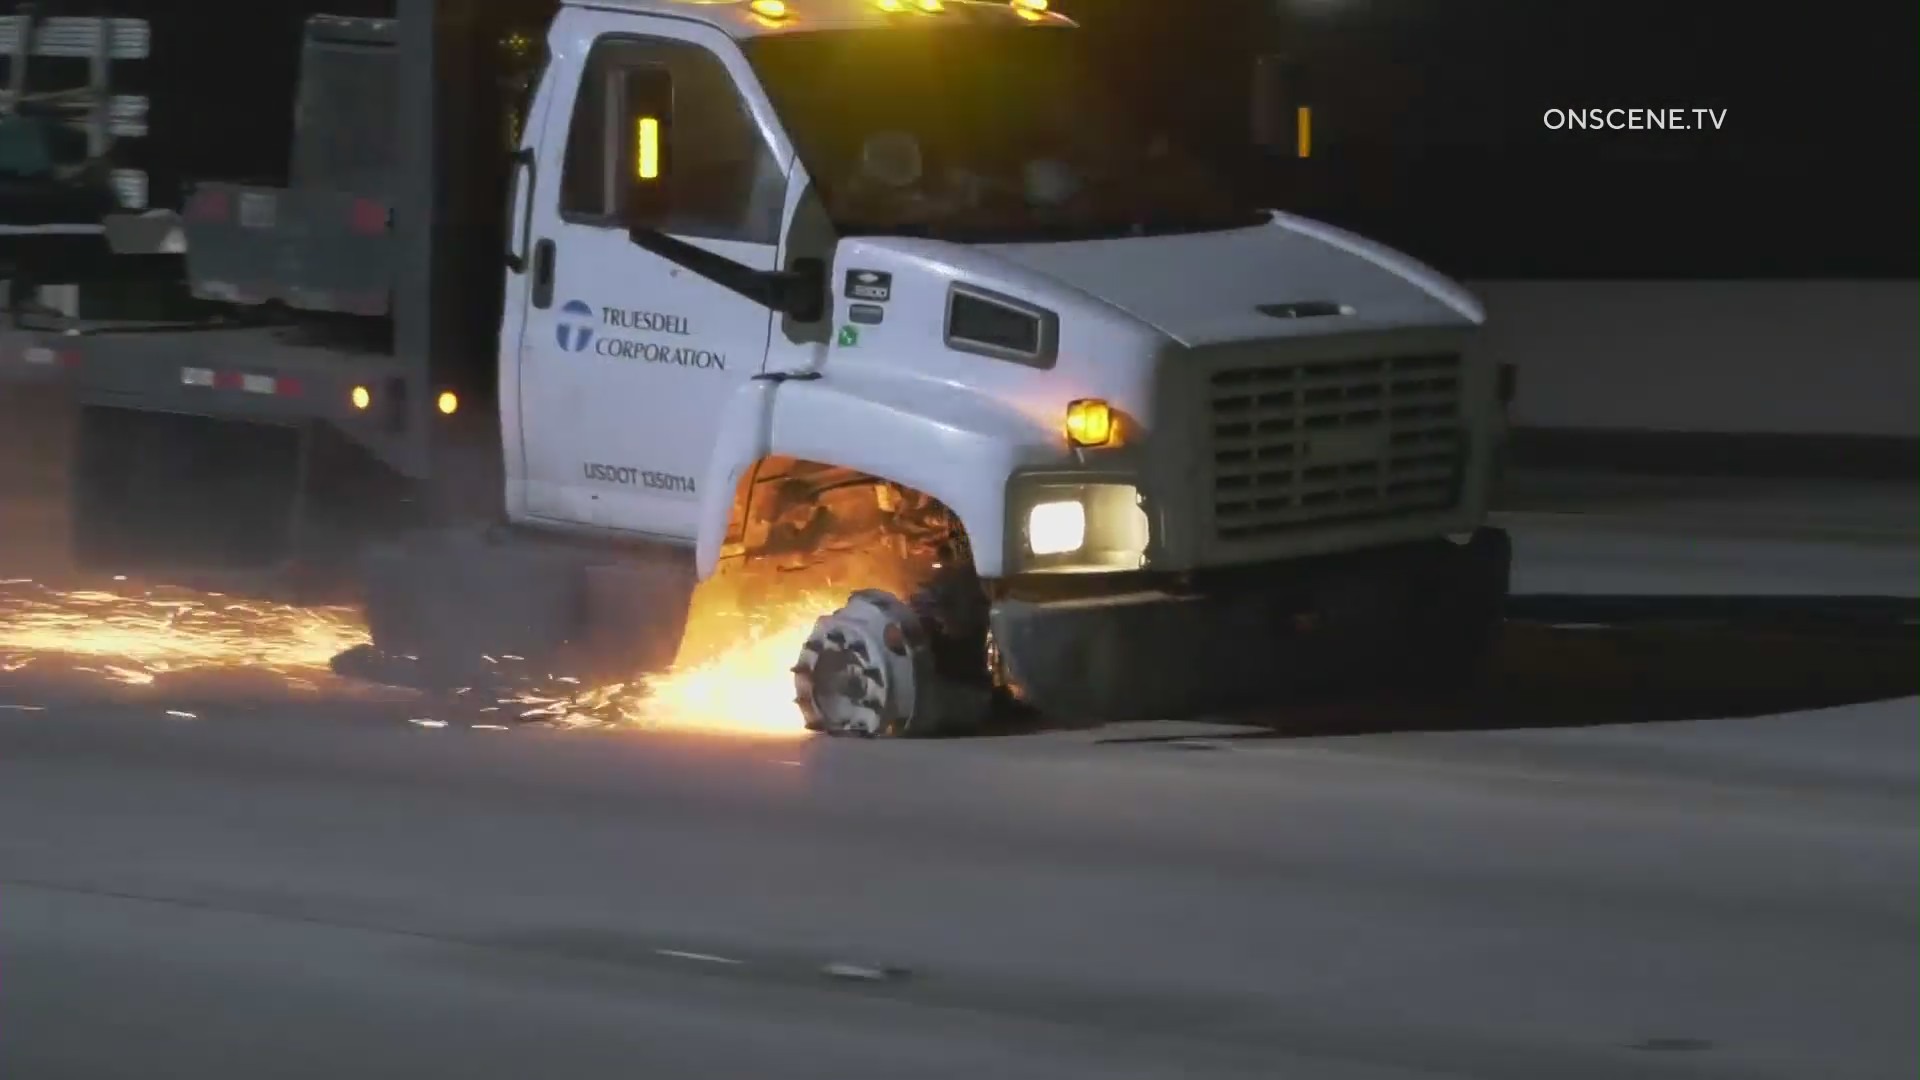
[575,559,695,682]
[1396,527,1512,697]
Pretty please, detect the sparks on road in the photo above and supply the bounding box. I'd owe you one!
[0,574,864,740]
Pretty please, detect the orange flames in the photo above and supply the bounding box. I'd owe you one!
[514,595,830,738]
[518,551,926,737]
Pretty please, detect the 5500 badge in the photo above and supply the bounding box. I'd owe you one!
[844,270,892,303]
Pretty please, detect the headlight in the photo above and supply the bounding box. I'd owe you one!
[1026,500,1086,556]
[1012,481,1150,572]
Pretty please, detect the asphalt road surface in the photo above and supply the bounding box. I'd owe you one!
[1,527,1915,1080]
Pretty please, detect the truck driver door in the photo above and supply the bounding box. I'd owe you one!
[513,16,789,540]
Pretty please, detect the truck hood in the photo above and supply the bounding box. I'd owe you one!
[981,211,1484,347]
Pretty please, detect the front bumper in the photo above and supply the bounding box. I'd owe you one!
[1002,457,1493,579]
[988,527,1512,722]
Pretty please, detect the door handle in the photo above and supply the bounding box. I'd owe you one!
[505,147,536,273]
[530,238,556,310]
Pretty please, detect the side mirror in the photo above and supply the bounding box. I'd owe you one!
[617,66,674,225]
[612,63,825,323]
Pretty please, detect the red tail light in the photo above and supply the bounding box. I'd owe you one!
[185,188,231,222]
[349,198,390,236]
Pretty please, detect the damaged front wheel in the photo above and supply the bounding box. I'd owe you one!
[793,590,990,738]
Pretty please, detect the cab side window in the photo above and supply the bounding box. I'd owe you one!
[559,37,785,245]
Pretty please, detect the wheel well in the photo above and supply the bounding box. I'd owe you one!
[720,455,975,576]
[714,455,996,693]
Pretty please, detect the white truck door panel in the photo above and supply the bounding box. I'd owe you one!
[518,13,789,541]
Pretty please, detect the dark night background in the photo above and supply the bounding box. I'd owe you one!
[1053,0,1918,280]
[26,0,1920,281]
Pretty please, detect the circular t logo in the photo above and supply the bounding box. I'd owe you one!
[556,300,595,352]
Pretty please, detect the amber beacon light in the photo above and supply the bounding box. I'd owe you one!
[1065,399,1113,447]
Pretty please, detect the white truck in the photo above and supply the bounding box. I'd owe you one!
[0,0,1510,735]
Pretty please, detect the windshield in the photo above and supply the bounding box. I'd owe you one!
[745,28,1267,243]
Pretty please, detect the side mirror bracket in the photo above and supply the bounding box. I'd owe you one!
[768,257,828,323]
[627,227,827,322]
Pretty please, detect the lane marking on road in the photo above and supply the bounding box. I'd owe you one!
[823,962,909,982]
[655,949,744,966]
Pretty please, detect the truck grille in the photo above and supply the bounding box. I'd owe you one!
[1209,353,1465,541]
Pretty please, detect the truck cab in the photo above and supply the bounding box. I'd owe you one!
[1,0,1507,735]
[490,0,1508,733]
